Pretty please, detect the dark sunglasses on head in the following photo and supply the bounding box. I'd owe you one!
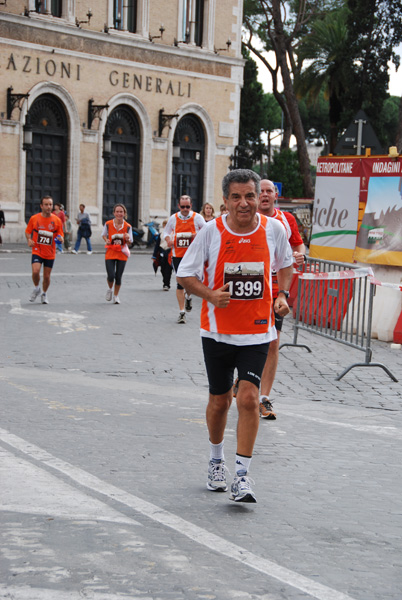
[180,205,191,209]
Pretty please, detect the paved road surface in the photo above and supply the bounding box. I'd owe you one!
[1,250,401,600]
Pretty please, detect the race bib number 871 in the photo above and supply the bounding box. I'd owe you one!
[223,262,264,300]
[176,232,193,248]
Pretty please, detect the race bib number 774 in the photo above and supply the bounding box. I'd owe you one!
[37,230,54,245]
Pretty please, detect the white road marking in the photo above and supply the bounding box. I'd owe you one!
[0,427,357,600]
[0,448,139,526]
[283,411,402,439]
[1,365,400,440]
[0,585,134,599]
[7,299,99,334]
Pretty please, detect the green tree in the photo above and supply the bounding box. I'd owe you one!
[264,93,282,170]
[295,6,350,153]
[268,149,304,198]
[377,96,400,149]
[296,1,402,152]
[345,0,402,125]
[239,48,282,169]
[298,90,330,149]
[243,0,340,197]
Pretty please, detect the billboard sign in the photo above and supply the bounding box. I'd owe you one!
[354,158,402,265]
[309,158,360,262]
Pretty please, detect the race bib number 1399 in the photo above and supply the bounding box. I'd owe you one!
[223,262,264,299]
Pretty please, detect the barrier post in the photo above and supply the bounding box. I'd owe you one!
[281,258,398,382]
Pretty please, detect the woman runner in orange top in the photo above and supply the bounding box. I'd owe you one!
[102,204,133,304]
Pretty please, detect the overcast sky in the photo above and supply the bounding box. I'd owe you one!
[255,48,402,97]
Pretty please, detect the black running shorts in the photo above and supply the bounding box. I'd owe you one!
[201,337,269,396]
[172,256,184,290]
[32,255,54,269]
[274,309,284,332]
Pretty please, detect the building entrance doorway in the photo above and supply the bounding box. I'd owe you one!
[171,115,205,213]
[103,106,140,226]
[25,94,68,221]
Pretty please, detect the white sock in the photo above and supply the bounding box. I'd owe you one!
[259,394,269,403]
[235,454,251,475]
[209,440,224,462]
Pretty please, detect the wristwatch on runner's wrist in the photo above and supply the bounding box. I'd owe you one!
[278,290,290,298]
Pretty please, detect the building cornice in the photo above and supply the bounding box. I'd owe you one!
[0,13,244,78]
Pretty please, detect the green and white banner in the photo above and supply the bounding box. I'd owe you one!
[310,158,360,262]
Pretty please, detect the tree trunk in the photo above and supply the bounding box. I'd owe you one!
[267,130,271,169]
[271,89,292,150]
[244,41,292,149]
[396,96,402,153]
[270,0,314,198]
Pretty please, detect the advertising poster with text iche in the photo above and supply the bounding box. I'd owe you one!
[310,166,360,262]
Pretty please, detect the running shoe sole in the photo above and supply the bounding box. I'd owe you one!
[207,482,228,492]
[29,290,41,303]
[230,492,257,503]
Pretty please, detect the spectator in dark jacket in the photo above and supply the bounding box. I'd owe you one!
[71,204,92,255]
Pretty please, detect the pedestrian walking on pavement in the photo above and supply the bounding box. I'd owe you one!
[25,195,64,305]
[152,219,173,291]
[72,204,92,254]
[177,169,294,503]
[64,212,73,251]
[102,204,133,305]
[0,203,5,246]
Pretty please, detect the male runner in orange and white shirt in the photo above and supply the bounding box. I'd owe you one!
[25,195,64,304]
[177,170,293,503]
[257,179,306,419]
[163,195,205,323]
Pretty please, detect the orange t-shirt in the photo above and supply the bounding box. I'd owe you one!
[104,219,132,262]
[25,213,64,260]
[200,215,274,335]
[174,213,197,258]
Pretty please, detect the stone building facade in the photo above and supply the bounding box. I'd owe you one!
[0,0,244,241]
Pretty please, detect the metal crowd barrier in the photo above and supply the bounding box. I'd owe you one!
[280,257,398,382]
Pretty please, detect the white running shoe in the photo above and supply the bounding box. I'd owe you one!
[29,287,41,303]
[87,251,93,255]
[230,473,256,503]
[71,249,77,254]
[105,289,113,302]
[113,295,120,304]
[40,292,49,304]
[207,460,228,492]
[177,312,186,324]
